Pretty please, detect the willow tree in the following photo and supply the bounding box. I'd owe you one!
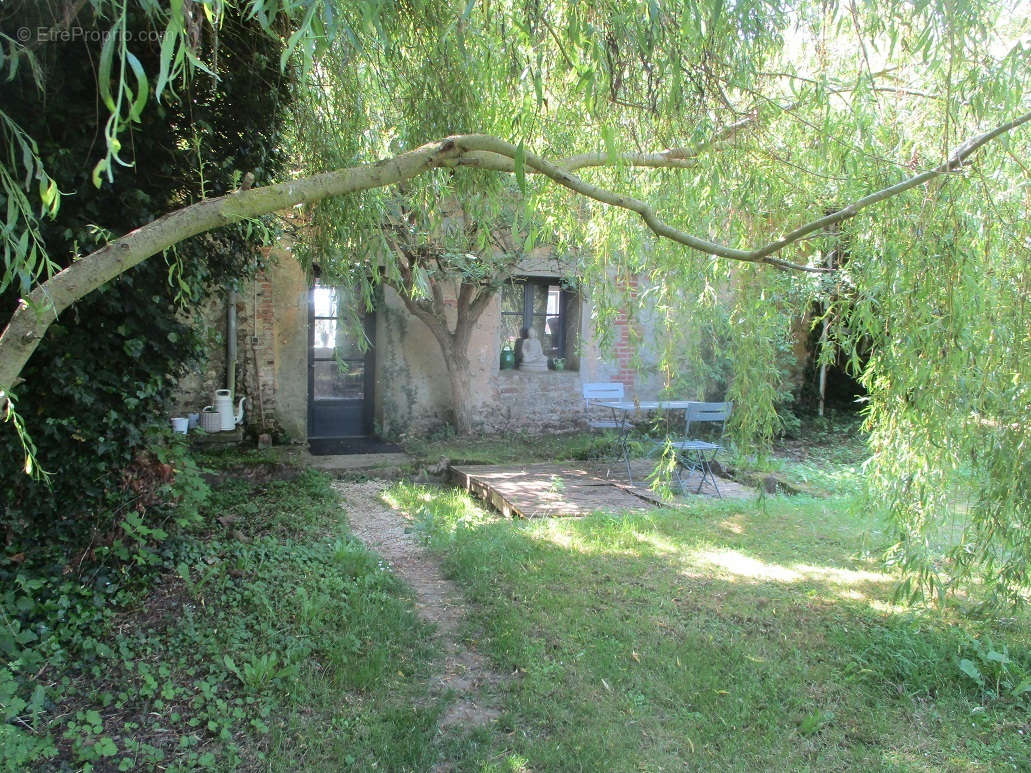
[2,0,1030,602]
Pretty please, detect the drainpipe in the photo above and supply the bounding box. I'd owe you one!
[226,285,237,396]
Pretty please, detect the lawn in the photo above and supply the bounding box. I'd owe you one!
[9,419,1030,770]
[5,467,444,770]
[390,480,1031,770]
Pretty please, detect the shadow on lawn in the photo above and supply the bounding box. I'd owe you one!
[401,490,1030,771]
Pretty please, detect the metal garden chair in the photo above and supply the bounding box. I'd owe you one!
[670,401,732,498]
[581,382,632,481]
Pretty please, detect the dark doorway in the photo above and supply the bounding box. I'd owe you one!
[799,313,868,414]
[308,283,375,446]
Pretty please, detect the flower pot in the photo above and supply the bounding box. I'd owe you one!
[199,409,222,433]
[500,344,516,370]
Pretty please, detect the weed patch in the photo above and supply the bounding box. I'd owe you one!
[3,462,442,770]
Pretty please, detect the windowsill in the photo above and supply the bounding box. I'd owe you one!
[498,368,579,376]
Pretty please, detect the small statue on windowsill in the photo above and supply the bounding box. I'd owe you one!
[518,328,549,371]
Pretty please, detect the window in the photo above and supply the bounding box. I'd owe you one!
[499,278,578,366]
[310,284,367,400]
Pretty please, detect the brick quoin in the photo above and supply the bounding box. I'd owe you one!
[611,277,639,388]
[239,270,279,429]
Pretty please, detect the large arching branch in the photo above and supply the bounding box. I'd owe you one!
[449,110,1031,269]
[0,138,467,392]
[2,110,1029,395]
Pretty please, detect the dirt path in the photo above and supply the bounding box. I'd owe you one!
[331,480,505,732]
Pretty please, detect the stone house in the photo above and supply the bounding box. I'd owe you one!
[173,244,670,450]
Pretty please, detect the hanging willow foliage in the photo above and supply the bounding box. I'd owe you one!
[1,0,1030,602]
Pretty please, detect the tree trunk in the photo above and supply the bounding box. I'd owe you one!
[818,316,829,418]
[447,353,478,435]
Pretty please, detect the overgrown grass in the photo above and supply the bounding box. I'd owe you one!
[4,455,443,770]
[9,425,1030,770]
[405,412,871,499]
[389,478,1031,770]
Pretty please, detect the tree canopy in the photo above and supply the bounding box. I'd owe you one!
[2,0,1030,602]
[0,2,291,560]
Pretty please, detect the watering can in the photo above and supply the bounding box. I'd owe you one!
[205,389,246,431]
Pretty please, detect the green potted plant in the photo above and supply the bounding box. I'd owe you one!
[551,357,566,371]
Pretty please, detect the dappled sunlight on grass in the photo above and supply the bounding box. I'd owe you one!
[383,481,497,534]
[528,518,687,561]
[527,520,580,552]
[624,529,688,559]
[387,477,1031,770]
[683,547,807,583]
[683,546,890,589]
[719,514,746,534]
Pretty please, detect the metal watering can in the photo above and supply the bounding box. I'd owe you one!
[204,389,245,431]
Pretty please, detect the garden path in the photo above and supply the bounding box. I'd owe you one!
[331,480,505,737]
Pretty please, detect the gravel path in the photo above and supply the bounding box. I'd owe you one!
[331,480,505,732]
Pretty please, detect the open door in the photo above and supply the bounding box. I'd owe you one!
[308,283,374,446]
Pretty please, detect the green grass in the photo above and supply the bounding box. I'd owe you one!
[404,429,618,465]
[15,430,1030,770]
[389,480,1031,771]
[13,461,445,771]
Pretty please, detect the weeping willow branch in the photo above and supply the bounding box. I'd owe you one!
[451,109,1031,268]
[2,109,1029,398]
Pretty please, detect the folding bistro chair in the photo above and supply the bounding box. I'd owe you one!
[670,402,732,497]
[581,382,632,481]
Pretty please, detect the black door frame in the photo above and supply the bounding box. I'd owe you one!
[306,284,376,439]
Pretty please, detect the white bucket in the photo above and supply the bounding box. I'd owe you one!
[170,417,189,434]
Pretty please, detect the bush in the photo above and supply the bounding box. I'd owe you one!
[0,6,290,756]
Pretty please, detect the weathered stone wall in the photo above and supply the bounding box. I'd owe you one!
[374,286,453,437]
[170,249,307,438]
[170,292,227,418]
[174,252,673,441]
[237,271,278,432]
[373,287,601,437]
[374,289,592,437]
[489,369,587,432]
[266,250,309,440]
[372,268,659,438]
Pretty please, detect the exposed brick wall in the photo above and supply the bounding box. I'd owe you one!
[610,315,635,387]
[610,278,640,388]
[237,272,279,433]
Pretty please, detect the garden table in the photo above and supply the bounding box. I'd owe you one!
[595,400,701,485]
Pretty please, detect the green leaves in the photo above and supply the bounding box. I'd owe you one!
[957,636,1031,708]
[125,52,149,121]
[97,24,119,113]
[0,110,60,294]
[514,140,527,194]
[154,20,182,102]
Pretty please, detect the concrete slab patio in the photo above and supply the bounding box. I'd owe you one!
[451,459,752,518]
[274,446,412,475]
